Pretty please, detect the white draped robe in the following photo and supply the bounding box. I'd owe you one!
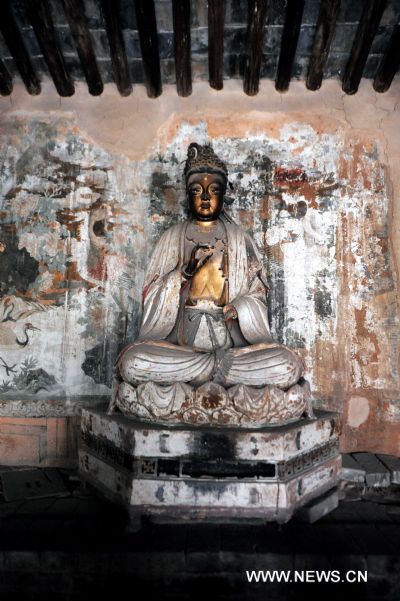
[118,217,303,389]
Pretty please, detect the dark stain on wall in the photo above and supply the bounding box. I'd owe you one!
[81,341,119,388]
[196,432,236,461]
[81,304,141,388]
[267,270,286,344]
[0,229,39,296]
[315,289,333,319]
[148,170,185,240]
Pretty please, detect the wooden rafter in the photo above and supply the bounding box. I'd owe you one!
[275,0,305,92]
[342,0,387,95]
[306,0,341,91]
[243,0,267,96]
[0,59,12,95]
[0,1,41,95]
[373,21,400,93]
[208,0,224,90]
[27,0,74,97]
[172,0,192,97]
[134,0,162,98]
[100,0,132,96]
[61,0,103,96]
[0,0,398,98]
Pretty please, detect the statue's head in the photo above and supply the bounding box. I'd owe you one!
[184,143,228,221]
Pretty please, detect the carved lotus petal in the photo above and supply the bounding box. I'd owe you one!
[181,407,212,425]
[116,376,313,427]
[195,381,228,412]
[137,381,193,418]
[211,406,242,426]
[116,381,143,417]
[229,384,268,419]
[283,382,308,418]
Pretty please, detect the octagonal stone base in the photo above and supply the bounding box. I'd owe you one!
[78,408,341,525]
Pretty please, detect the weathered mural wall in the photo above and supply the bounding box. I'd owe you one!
[0,81,399,454]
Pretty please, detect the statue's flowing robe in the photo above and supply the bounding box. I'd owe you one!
[140,216,272,344]
[118,216,303,388]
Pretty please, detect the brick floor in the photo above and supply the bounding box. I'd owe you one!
[0,470,400,599]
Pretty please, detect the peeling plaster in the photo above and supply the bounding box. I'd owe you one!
[347,396,370,429]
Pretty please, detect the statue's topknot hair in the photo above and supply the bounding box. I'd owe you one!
[184,143,228,181]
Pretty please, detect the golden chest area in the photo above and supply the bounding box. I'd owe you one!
[185,221,228,306]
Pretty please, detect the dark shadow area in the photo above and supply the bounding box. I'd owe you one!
[0,467,399,600]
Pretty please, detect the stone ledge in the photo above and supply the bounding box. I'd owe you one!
[0,398,108,418]
[81,407,340,462]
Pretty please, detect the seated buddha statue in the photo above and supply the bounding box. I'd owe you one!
[110,143,313,426]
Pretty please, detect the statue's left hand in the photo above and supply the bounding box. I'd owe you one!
[223,304,238,321]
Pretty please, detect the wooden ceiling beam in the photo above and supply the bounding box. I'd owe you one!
[208,0,224,90]
[373,21,400,93]
[0,1,41,95]
[27,0,75,96]
[61,0,103,96]
[27,0,74,97]
[243,0,267,96]
[275,0,305,92]
[306,0,340,91]
[0,59,12,95]
[100,0,132,96]
[134,0,162,98]
[342,0,387,95]
[172,0,192,97]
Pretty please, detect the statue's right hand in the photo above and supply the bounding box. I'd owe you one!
[184,244,213,278]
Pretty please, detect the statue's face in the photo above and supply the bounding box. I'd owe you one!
[187,172,226,221]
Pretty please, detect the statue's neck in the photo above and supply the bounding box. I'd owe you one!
[193,218,218,229]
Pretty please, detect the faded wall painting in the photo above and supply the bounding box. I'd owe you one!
[0,114,397,422]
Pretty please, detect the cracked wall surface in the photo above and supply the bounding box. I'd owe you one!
[0,79,399,455]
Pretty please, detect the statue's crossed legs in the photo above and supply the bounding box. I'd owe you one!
[118,339,303,389]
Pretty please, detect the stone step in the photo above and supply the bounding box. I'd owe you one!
[350,452,391,488]
[341,453,366,482]
[376,454,400,484]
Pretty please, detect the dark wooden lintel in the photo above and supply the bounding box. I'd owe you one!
[61,0,103,96]
[208,0,224,90]
[243,0,267,96]
[27,0,74,97]
[373,21,400,93]
[342,0,387,95]
[134,0,162,98]
[100,0,132,96]
[306,0,340,91]
[0,59,13,95]
[0,1,41,95]
[172,0,192,97]
[275,0,305,93]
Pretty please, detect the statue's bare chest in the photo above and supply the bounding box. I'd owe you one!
[184,220,228,305]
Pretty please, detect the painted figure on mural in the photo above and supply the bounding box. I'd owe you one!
[110,143,313,426]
